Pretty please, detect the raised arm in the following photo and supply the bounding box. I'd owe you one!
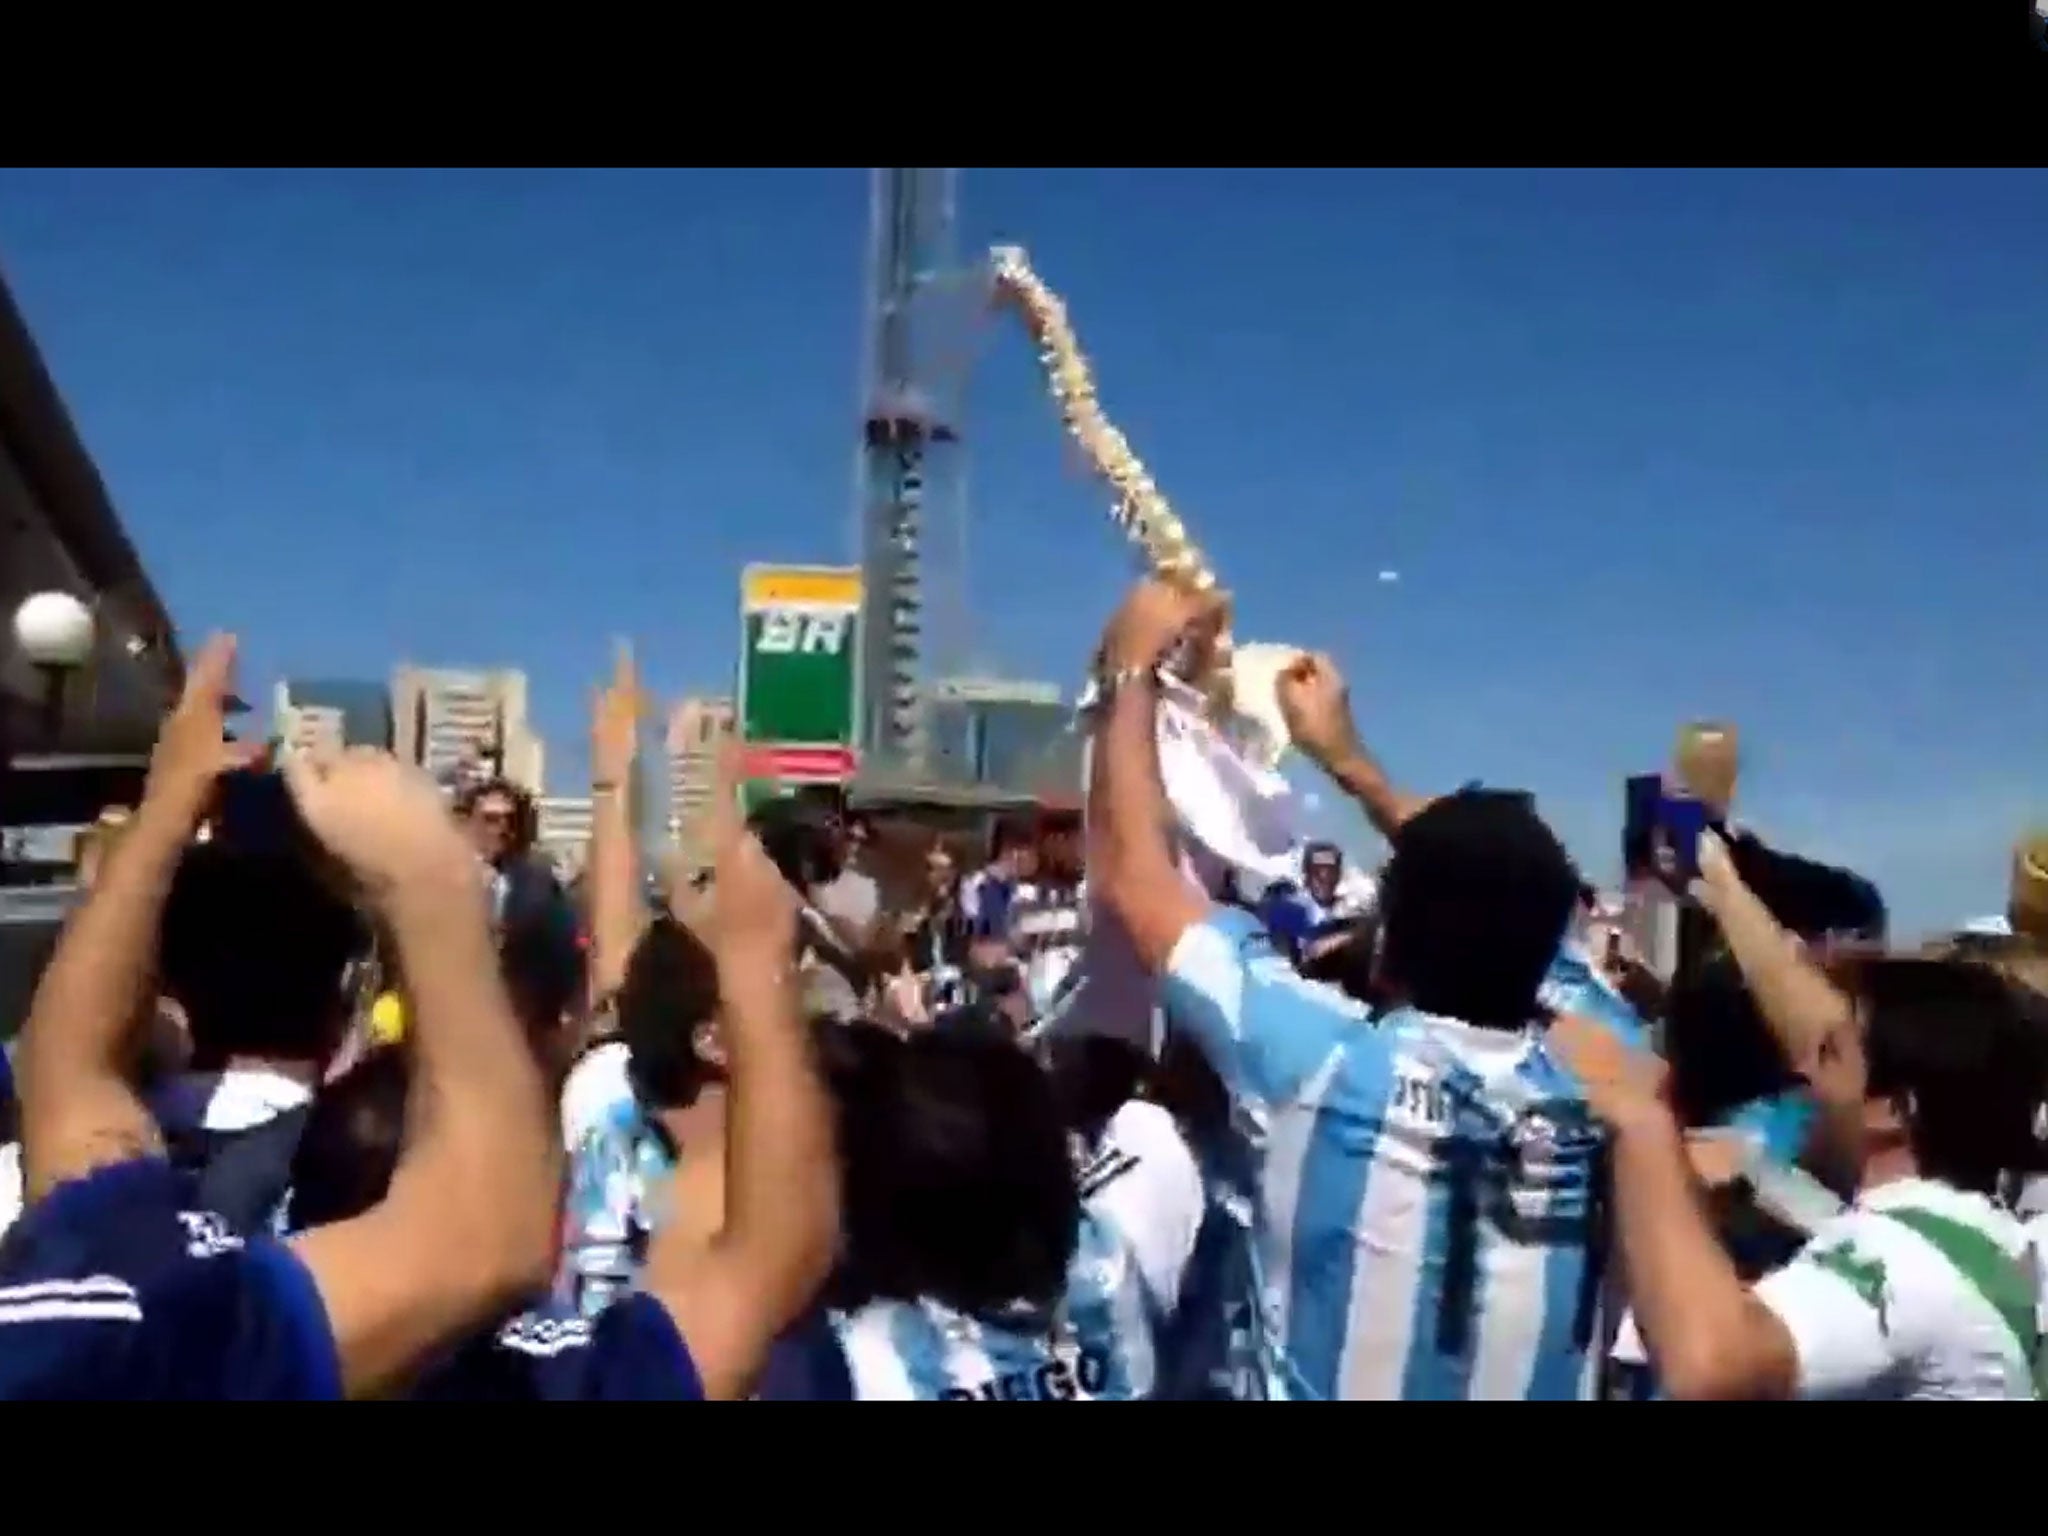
[1275,653,1433,842]
[1085,579,1222,974]
[16,635,258,1204]
[284,751,560,1398]
[1546,1014,1801,1400]
[585,641,646,1012]
[638,745,839,1401]
[1688,829,1860,1097]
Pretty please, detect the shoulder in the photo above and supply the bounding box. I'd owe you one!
[1761,1204,1971,1342]
[0,1158,339,1400]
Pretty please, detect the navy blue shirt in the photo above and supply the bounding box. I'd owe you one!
[414,1293,703,1401]
[0,1156,704,1401]
[0,1157,339,1400]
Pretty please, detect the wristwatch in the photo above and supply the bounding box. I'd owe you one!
[1082,660,1161,713]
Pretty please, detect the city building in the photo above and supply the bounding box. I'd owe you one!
[534,794,594,880]
[272,677,393,750]
[390,665,545,795]
[667,695,733,871]
[276,700,344,758]
[925,676,1074,795]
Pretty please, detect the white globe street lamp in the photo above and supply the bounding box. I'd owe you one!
[12,590,96,739]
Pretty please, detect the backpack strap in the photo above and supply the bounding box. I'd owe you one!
[1876,1207,2044,1400]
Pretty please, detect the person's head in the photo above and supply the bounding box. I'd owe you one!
[923,843,959,902]
[617,917,724,1113]
[1302,841,1344,906]
[820,1020,1079,1318]
[1036,810,1083,884]
[1040,1033,1151,1148]
[1813,956,2048,1198]
[459,778,533,866]
[841,811,874,870]
[1375,789,1578,1030]
[159,842,367,1071]
[989,818,1039,882]
[753,794,842,890]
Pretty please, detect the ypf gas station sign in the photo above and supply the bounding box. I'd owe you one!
[736,564,861,798]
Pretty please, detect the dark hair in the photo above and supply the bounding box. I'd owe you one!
[749,796,839,890]
[159,843,367,1069]
[1855,957,2048,1195]
[1297,914,1388,1008]
[285,1046,410,1230]
[1378,790,1577,1029]
[1042,1034,1150,1147]
[989,818,1035,860]
[618,917,722,1111]
[499,897,586,1069]
[821,1022,1079,1319]
[1664,836,1888,1125]
[456,778,538,853]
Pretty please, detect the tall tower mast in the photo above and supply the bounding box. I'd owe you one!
[852,167,963,777]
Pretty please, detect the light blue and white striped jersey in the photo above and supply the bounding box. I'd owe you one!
[827,1210,1159,1400]
[1161,907,1611,1401]
[1539,943,1652,1050]
[555,1043,676,1320]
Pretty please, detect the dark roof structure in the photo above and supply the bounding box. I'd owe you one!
[0,260,183,757]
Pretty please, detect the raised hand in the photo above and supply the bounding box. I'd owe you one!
[1276,651,1362,770]
[280,747,476,898]
[591,638,644,790]
[1545,1012,1672,1131]
[701,739,797,962]
[143,633,264,828]
[1097,576,1227,677]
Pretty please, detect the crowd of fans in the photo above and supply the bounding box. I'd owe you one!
[2,580,2046,1400]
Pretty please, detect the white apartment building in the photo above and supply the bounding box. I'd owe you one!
[270,684,346,759]
[390,665,545,795]
[534,793,593,880]
[667,695,733,871]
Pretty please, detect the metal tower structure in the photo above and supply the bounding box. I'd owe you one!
[852,167,966,776]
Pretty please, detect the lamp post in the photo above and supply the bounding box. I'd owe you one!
[11,591,95,744]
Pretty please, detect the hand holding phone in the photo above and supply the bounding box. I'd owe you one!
[1653,789,1711,888]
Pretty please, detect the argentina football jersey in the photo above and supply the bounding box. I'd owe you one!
[556,1044,676,1320]
[1539,942,1651,1049]
[1162,906,1609,1400]
[767,1211,1157,1400]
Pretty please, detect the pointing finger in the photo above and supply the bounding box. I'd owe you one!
[181,633,238,711]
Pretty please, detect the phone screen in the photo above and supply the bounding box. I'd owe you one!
[1656,790,1710,884]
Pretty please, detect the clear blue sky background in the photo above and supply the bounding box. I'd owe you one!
[2,168,2041,933]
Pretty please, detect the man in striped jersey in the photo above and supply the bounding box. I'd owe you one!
[1087,580,1608,1400]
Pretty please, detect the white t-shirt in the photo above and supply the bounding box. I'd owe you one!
[1754,1177,2039,1400]
[1078,1101,1205,1316]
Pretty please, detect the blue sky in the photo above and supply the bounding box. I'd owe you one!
[1,168,2041,931]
